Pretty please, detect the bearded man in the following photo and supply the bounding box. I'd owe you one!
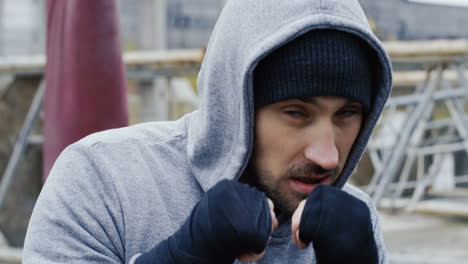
[23,0,392,263]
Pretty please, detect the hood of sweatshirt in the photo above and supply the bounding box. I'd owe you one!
[187,0,392,192]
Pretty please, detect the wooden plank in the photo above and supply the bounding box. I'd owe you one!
[380,196,468,218]
[2,39,468,73]
[393,70,468,87]
[0,55,45,74]
[123,49,203,66]
[2,41,468,82]
[428,187,468,198]
[0,247,21,264]
[7,56,464,87]
[0,49,204,75]
[384,39,468,58]
[414,198,468,218]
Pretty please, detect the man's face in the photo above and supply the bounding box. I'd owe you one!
[249,96,363,216]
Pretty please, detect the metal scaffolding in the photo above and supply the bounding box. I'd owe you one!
[365,40,468,213]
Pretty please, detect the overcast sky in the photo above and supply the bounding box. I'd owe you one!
[409,0,468,7]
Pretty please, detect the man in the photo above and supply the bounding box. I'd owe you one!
[23,0,392,263]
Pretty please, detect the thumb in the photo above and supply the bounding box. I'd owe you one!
[291,199,308,249]
[237,198,278,263]
[268,198,279,231]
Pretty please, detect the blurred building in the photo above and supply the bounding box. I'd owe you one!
[117,0,468,50]
[118,0,226,50]
[359,0,468,40]
[3,0,468,55]
[167,0,226,48]
[0,0,44,56]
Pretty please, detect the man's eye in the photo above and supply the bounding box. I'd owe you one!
[336,108,361,117]
[284,110,307,118]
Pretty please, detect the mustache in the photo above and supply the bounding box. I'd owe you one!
[284,163,338,178]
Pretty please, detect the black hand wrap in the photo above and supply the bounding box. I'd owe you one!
[136,180,272,264]
[299,185,378,264]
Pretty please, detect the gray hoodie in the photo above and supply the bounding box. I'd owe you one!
[23,0,392,263]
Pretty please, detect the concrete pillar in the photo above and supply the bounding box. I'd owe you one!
[0,0,3,56]
[139,77,170,122]
[140,0,166,50]
[34,0,46,55]
[139,0,170,122]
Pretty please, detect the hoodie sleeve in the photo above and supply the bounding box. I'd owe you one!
[23,143,126,263]
[343,184,389,264]
[371,201,389,264]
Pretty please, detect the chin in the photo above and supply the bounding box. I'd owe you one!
[270,191,307,217]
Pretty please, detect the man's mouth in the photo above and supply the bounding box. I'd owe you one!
[290,176,325,184]
[289,175,332,194]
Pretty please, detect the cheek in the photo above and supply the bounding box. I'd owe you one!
[254,122,293,178]
[336,123,362,165]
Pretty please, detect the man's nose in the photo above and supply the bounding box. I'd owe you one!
[303,124,339,170]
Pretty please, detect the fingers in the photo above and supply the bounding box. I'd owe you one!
[291,199,308,249]
[237,199,275,263]
[267,198,278,231]
[237,251,265,263]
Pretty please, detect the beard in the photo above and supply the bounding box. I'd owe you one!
[240,160,338,218]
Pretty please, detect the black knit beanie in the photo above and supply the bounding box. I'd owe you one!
[253,29,374,111]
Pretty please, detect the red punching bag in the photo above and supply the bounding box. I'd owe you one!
[44,0,128,181]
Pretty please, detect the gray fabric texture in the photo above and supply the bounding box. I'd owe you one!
[23,0,392,263]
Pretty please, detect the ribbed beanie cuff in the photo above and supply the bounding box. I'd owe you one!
[253,30,374,110]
